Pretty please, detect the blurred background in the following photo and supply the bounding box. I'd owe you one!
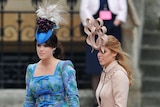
[0,0,160,107]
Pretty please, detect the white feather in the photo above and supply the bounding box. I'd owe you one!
[36,0,66,25]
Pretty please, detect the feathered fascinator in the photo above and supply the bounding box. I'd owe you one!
[35,0,66,44]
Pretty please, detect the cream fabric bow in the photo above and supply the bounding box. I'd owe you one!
[84,18,108,53]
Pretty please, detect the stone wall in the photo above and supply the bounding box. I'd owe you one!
[140,0,160,107]
[144,0,160,30]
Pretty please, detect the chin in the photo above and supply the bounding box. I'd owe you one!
[99,62,104,66]
[101,64,105,67]
[39,56,46,60]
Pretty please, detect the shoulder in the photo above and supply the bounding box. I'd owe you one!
[112,65,129,82]
[59,60,74,69]
[26,63,36,71]
[58,60,76,74]
[26,63,36,76]
[110,66,129,91]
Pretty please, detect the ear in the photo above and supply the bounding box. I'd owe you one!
[53,47,56,51]
[112,51,117,57]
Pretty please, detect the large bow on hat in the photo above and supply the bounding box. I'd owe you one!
[84,18,108,53]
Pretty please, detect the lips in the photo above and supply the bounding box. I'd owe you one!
[98,57,103,61]
[98,57,105,62]
[98,59,103,63]
[39,53,45,56]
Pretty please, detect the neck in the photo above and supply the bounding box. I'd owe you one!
[103,60,117,71]
[40,57,56,66]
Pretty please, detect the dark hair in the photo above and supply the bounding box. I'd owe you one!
[35,32,63,59]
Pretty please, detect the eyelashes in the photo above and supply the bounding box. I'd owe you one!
[102,50,106,54]
[37,43,49,47]
[37,44,41,47]
[99,49,107,54]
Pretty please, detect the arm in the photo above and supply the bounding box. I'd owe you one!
[62,61,80,107]
[112,70,129,107]
[80,0,94,26]
[23,64,36,107]
[116,0,128,23]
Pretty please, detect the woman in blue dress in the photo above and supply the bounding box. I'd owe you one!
[23,1,80,107]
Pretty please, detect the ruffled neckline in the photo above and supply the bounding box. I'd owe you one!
[100,60,118,84]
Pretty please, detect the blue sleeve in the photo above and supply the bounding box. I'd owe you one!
[62,60,80,107]
[23,64,36,107]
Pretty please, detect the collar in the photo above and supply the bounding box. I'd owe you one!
[103,60,118,73]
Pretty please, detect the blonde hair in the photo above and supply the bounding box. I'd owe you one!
[105,35,133,86]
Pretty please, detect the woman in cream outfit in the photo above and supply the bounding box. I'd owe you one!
[95,35,132,107]
[80,1,128,106]
[84,18,132,107]
[80,0,127,107]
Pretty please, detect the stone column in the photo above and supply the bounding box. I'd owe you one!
[122,0,144,107]
[122,24,142,107]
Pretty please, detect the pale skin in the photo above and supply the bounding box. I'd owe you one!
[34,43,59,77]
[97,47,117,67]
[114,19,121,27]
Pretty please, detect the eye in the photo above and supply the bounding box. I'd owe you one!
[37,44,41,47]
[102,50,106,54]
[99,49,106,54]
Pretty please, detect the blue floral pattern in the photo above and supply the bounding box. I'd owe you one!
[23,60,80,107]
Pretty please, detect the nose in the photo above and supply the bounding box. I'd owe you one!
[40,46,44,50]
[38,45,44,51]
[98,50,104,57]
[97,51,101,57]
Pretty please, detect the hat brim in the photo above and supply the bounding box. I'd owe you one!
[36,29,53,45]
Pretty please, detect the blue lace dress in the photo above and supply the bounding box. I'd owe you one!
[23,60,80,107]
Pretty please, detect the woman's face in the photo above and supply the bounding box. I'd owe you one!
[36,43,55,60]
[97,47,117,67]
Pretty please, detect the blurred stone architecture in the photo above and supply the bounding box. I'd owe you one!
[0,0,160,107]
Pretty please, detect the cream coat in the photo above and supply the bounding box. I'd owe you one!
[96,60,129,107]
[80,0,127,26]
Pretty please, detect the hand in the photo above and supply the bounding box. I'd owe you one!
[114,19,121,26]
